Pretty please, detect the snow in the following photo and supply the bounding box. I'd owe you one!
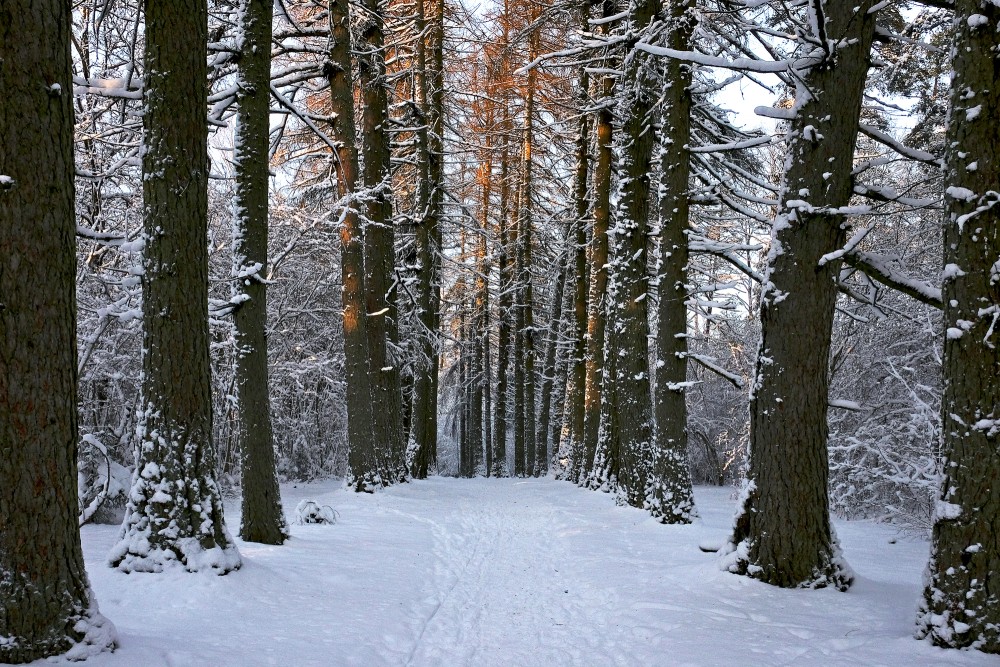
[50,479,997,666]
[946,186,976,203]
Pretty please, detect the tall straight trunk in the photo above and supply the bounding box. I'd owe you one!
[650,0,697,524]
[537,242,568,473]
[590,0,661,509]
[476,160,493,475]
[357,0,407,486]
[111,0,241,574]
[917,0,1000,652]
[325,0,379,490]
[469,270,485,476]
[483,319,494,476]
[548,245,576,469]
[512,169,526,477]
[520,26,540,476]
[493,142,513,477]
[580,17,616,485]
[723,0,876,590]
[427,0,446,472]
[563,56,591,481]
[408,0,438,479]
[0,1,116,659]
[233,0,288,545]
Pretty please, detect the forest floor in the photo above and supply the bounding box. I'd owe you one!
[55,477,998,666]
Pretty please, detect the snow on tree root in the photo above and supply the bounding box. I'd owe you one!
[0,590,117,664]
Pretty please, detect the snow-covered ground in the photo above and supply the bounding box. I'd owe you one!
[49,478,998,666]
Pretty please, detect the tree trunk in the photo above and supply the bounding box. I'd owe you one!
[0,1,116,658]
[590,0,661,509]
[917,0,1000,651]
[520,25,540,476]
[493,142,513,477]
[580,22,615,486]
[325,0,380,491]
[537,242,568,475]
[427,0,446,474]
[512,160,527,477]
[723,0,876,590]
[111,0,241,574]
[407,0,439,479]
[357,0,407,487]
[650,0,697,524]
[233,0,288,545]
[475,161,492,475]
[563,56,591,481]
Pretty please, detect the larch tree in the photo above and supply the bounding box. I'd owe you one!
[579,3,616,485]
[326,0,382,490]
[722,0,877,590]
[917,0,1000,652]
[0,0,117,659]
[110,0,242,573]
[233,0,289,545]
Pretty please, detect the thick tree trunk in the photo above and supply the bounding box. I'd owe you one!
[325,0,380,490]
[591,0,661,509]
[357,0,407,486]
[407,0,439,479]
[233,0,288,545]
[0,1,116,659]
[650,0,697,524]
[917,0,1000,652]
[111,0,241,574]
[723,0,876,590]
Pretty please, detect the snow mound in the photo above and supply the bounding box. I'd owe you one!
[295,499,338,525]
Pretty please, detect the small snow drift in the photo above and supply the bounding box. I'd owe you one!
[295,499,338,525]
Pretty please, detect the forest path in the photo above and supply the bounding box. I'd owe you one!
[392,479,630,665]
[74,477,993,667]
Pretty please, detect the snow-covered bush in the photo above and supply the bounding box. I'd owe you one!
[78,435,132,526]
[295,500,339,525]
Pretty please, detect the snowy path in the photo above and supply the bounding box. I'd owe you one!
[60,478,997,666]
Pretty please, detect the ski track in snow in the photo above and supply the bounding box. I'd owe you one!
[42,478,1000,667]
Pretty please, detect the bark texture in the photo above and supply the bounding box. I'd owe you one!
[407,0,444,479]
[650,0,697,524]
[492,143,513,477]
[327,0,381,491]
[562,58,590,479]
[357,0,408,487]
[233,0,288,545]
[591,0,660,509]
[723,0,876,590]
[110,0,241,574]
[917,0,1000,652]
[407,0,440,479]
[580,24,615,486]
[0,0,116,659]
